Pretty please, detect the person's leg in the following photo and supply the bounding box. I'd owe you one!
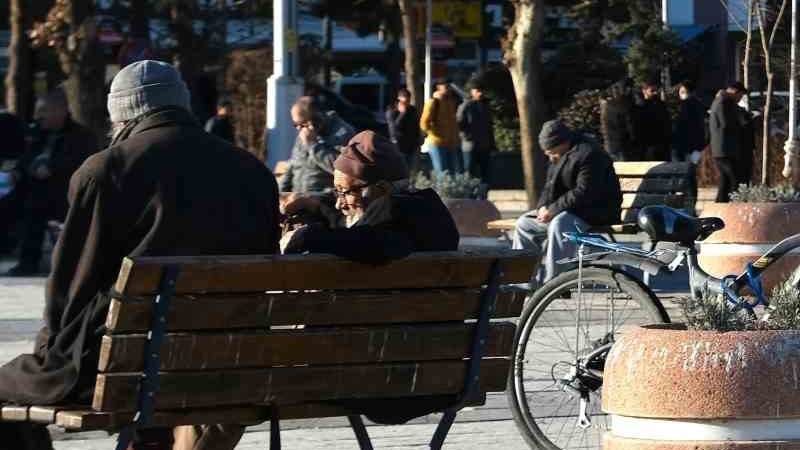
[715,157,737,203]
[450,146,464,174]
[0,183,28,254]
[512,211,548,252]
[131,427,174,450]
[172,424,245,450]
[427,144,444,174]
[462,149,473,177]
[477,150,492,185]
[541,212,589,284]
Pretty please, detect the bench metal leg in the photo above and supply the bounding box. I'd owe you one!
[348,415,374,450]
[430,409,457,449]
[270,407,281,450]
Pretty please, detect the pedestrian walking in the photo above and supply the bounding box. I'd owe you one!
[386,88,421,172]
[600,78,636,161]
[419,79,461,174]
[709,82,748,202]
[457,76,496,184]
[673,80,707,163]
[633,79,671,161]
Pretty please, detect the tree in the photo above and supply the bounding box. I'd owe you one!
[31,0,106,141]
[5,0,35,119]
[397,0,422,107]
[754,0,789,184]
[504,0,548,209]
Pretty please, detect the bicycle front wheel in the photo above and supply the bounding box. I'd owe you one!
[508,266,669,450]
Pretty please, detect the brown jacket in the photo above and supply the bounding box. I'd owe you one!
[0,107,280,405]
[419,95,459,149]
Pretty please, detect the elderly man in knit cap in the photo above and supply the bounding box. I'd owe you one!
[513,120,622,286]
[281,130,459,264]
[0,60,280,449]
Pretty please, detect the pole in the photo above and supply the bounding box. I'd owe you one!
[424,0,432,101]
[661,0,671,94]
[266,0,303,169]
[783,0,799,181]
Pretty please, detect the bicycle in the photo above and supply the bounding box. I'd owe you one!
[507,205,795,450]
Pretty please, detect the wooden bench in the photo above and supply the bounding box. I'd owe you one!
[0,249,538,449]
[487,161,698,239]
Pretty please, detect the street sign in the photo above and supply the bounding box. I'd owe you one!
[415,1,483,40]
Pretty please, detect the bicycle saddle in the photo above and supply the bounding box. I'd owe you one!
[637,206,725,245]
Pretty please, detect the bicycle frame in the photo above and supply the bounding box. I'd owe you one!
[563,230,800,314]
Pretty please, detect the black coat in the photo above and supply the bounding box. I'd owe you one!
[0,112,26,160]
[0,107,280,405]
[673,97,706,157]
[709,91,742,158]
[285,188,459,264]
[538,137,622,226]
[386,104,420,155]
[204,114,235,143]
[634,97,671,160]
[456,98,495,152]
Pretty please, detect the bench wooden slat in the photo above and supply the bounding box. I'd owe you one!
[1,405,29,421]
[115,251,539,295]
[618,177,689,193]
[92,359,510,411]
[105,290,525,333]
[99,323,516,372]
[54,394,488,431]
[613,161,692,176]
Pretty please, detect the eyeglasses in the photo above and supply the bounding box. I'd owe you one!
[334,183,371,199]
[294,121,311,130]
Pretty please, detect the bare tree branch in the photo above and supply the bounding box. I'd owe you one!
[718,0,747,32]
[768,0,789,50]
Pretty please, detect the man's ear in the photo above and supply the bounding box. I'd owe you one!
[364,181,392,201]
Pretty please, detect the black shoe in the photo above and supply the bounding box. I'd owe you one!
[4,264,41,277]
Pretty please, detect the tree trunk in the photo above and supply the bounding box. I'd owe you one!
[743,0,753,90]
[762,71,773,184]
[129,0,150,40]
[397,0,422,107]
[504,0,547,209]
[59,0,105,143]
[5,0,34,120]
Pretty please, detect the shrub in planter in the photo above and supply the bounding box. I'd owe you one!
[412,172,500,238]
[700,184,800,291]
[603,283,800,449]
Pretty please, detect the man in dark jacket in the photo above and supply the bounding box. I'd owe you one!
[280,130,459,264]
[710,82,748,202]
[0,60,281,449]
[513,120,622,285]
[457,77,496,183]
[386,88,421,171]
[0,89,98,274]
[673,80,707,163]
[203,98,235,143]
[279,96,357,193]
[633,79,671,161]
[0,109,26,161]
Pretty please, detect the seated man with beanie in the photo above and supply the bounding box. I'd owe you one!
[280,129,459,264]
[0,60,281,450]
[513,120,622,286]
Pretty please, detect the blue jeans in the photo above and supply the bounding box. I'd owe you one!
[427,144,464,175]
[512,211,589,285]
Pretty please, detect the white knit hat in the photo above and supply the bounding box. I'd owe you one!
[107,60,191,123]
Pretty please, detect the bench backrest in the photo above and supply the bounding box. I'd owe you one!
[614,161,697,222]
[91,250,537,422]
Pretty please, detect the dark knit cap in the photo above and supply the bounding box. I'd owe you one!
[538,119,573,151]
[334,130,409,183]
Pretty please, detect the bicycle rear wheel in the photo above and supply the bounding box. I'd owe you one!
[508,266,669,450]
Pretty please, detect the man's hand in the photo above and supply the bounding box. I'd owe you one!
[280,225,307,254]
[281,193,320,216]
[298,125,319,146]
[33,166,51,180]
[537,206,553,224]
